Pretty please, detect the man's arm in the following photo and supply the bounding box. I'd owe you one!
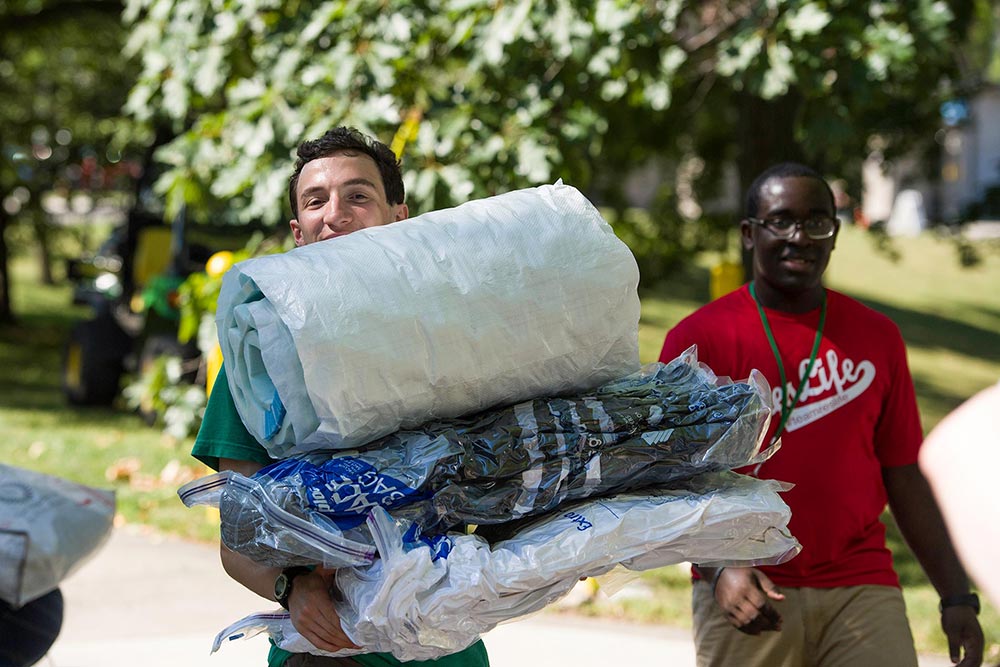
[218,458,359,653]
[919,384,1000,610]
[883,463,983,667]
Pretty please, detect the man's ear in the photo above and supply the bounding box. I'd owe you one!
[289,219,305,246]
[393,203,409,222]
[740,220,754,251]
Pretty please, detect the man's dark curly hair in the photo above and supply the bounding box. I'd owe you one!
[288,126,405,217]
[745,162,835,219]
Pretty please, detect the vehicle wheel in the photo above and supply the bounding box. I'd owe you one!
[0,588,63,666]
[62,317,132,406]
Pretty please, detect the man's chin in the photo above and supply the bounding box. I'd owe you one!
[760,269,822,293]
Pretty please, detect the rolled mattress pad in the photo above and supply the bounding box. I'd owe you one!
[217,182,641,456]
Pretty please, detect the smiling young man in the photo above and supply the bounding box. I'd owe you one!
[658,163,983,667]
[192,127,489,667]
[288,132,408,245]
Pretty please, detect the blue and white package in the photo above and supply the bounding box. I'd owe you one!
[178,471,376,569]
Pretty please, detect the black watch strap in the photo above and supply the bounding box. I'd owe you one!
[939,593,980,615]
[274,566,311,610]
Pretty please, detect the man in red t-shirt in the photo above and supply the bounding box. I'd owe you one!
[659,163,984,667]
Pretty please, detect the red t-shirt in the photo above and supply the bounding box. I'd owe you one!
[660,284,923,589]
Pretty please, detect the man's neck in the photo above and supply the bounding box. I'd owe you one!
[752,279,825,314]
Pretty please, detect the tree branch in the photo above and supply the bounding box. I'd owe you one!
[673,1,780,55]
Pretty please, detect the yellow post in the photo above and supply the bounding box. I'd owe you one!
[203,249,235,398]
[709,261,744,301]
[206,343,224,397]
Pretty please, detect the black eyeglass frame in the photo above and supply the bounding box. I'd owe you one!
[746,216,838,240]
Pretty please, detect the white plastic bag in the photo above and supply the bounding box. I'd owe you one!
[212,472,798,661]
[0,465,115,607]
[217,181,641,456]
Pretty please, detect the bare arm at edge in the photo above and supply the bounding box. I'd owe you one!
[217,457,359,652]
[883,463,983,667]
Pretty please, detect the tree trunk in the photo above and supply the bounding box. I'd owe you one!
[737,91,805,280]
[31,209,55,286]
[0,206,13,324]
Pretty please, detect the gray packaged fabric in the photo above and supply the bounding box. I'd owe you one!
[0,465,115,607]
[179,349,775,568]
[216,181,641,456]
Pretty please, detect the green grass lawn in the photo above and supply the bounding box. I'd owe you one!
[0,256,217,542]
[1,224,998,659]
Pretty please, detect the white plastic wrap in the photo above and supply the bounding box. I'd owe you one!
[217,181,641,456]
[211,472,798,661]
[0,465,115,607]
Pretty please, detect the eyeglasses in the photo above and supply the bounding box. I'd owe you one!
[747,215,838,240]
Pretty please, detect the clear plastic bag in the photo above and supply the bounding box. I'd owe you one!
[0,465,115,607]
[212,472,798,661]
[180,349,776,568]
[178,471,375,569]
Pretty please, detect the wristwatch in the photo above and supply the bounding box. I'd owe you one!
[274,566,311,610]
[939,593,980,615]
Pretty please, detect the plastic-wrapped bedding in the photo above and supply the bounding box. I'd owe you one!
[0,465,115,607]
[216,181,641,457]
[178,349,774,568]
[210,472,799,661]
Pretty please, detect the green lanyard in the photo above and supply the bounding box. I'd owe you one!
[749,281,827,445]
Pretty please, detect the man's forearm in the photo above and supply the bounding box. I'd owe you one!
[216,458,284,601]
[221,541,283,602]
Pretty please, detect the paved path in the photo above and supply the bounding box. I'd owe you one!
[43,526,951,667]
[45,527,695,667]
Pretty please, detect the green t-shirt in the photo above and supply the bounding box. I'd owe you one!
[192,364,489,667]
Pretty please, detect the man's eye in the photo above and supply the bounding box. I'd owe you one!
[349,193,369,202]
[806,217,835,228]
[767,218,796,231]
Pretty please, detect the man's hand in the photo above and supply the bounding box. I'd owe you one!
[713,567,785,635]
[288,567,360,653]
[941,605,983,667]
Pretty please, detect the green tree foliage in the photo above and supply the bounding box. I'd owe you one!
[960,0,999,84]
[123,0,975,282]
[0,0,144,322]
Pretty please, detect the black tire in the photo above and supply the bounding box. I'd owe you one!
[62,316,132,406]
[0,588,63,666]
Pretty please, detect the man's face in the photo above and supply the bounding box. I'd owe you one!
[289,151,408,246]
[741,175,838,295]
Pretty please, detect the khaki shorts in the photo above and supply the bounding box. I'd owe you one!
[692,580,918,667]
